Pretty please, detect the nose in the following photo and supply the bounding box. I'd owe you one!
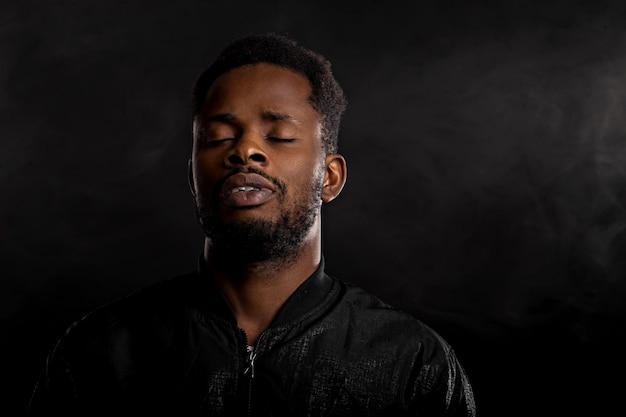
[225,133,268,167]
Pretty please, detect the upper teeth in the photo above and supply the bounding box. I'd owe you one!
[232,186,259,193]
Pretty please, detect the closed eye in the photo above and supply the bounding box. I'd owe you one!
[205,137,234,146]
[267,137,295,143]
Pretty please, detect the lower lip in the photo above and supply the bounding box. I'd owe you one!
[222,189,274,207]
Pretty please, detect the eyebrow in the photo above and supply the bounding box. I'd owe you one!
[260,111,296,122]
[206,113,236,123]
[205,111,296,123]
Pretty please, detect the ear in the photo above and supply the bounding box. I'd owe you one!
[187,158,196,198]
[322,153,347,203]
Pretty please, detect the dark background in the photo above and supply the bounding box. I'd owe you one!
[2,0,626,415]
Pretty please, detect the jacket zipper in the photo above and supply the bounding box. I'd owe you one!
[244,345,257,379]
[240,329,260,416]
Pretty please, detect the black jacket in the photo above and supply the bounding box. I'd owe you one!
[28,259,476,416]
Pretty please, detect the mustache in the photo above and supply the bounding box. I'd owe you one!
[213,167,287,199]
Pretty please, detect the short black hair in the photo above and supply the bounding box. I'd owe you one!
[191,33,347,153]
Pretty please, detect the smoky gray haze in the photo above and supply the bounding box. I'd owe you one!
[1,0,625,415]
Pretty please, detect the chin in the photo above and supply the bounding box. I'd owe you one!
[219,208,278,225]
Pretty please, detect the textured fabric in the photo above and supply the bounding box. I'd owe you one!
[28,259,476,416]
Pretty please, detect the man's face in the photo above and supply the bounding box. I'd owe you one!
[190,63,326,264]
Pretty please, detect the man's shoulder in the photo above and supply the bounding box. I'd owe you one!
[330,281,452,358]
[339,280,424,323]
[53,272,200,356]
[335,279,450,348]
[87,271,198,317]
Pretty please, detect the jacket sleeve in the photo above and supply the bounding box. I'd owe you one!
[406,338,477,417]
[438,347,476,417]
[27,336,81,416]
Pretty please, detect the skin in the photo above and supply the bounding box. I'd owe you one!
[189,63,347,345]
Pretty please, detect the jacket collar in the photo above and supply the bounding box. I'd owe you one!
[194,254,335,329]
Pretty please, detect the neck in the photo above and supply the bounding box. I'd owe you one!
[202,228,321,346]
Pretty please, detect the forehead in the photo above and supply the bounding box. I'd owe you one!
[197,63,320,125]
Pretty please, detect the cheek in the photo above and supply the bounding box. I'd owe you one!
[194,147,225,173]
[192,156,222,194]
[285,160,325,195]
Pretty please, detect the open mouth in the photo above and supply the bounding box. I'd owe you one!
[220,173,276,207]
[232,186,261,193]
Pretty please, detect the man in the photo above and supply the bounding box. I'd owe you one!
[28,33,476,416]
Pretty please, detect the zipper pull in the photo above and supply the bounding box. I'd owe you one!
[244,345,257,379]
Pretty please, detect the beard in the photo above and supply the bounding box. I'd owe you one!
[195,166,324,267]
